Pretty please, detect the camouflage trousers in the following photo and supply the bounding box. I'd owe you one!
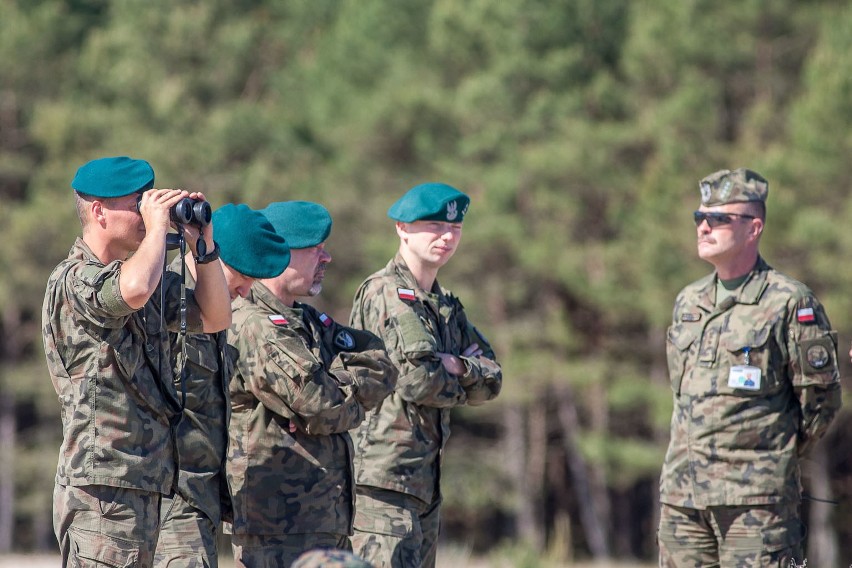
[351,486,441,568]
[230,532,352,567]
[54,483,162,567]
[658,501,804,567]
[154,490,218,568]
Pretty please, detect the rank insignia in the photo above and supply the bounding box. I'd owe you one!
[268,314,289,326]
[398,288,416,301]
[334,330,356,350]
[319,313,333,327]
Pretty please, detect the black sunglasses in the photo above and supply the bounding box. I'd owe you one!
[693,210,755,228]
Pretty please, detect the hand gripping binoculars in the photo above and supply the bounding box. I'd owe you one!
[136,195,212,227]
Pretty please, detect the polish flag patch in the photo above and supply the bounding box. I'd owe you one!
[797,308,815,323]
[268,314,289,326]
[319,313,333,327]
[397,288,416,301]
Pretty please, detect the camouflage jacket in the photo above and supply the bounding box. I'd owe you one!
[661,257,842,508]
[167,257,233,525]
[42,238,204,493]
[226,282,396,536]
[349,253,503,504]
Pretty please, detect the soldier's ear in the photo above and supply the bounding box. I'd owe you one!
[91,200,108,227]
[749,217,764,241]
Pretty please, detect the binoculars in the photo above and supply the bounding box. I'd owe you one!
[136,195,212,227]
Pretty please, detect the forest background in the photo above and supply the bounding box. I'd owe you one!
[1,0,852,565]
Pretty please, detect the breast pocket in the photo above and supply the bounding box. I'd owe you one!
[723,324,780,395]
[666,324,697,395]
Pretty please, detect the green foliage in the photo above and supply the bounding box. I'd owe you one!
[2,0,852,558]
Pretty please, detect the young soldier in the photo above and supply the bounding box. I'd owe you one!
[226,201,397,567]
[43,156,231,567]
[658,169,842,566]
[155,204,291,567]
[349,182,503,567]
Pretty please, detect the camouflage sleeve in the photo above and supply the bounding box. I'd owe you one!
[786,294,842,456]
[454,304,502,406]
[161,268,204,335]
[65,260,136,325]
[236,316,365,436]
[351,279,469,408]
[327,327,398,411]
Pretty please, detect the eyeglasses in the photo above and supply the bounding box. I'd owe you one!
[693,210,755,228]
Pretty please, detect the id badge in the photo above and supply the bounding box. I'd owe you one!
[728,365,761,391]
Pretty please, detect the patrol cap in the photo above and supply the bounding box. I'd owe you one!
[291,548,372,568]
[388,182,470,223]
[71,156,155,198]
[699,168,768,206]
[259,201,333,249]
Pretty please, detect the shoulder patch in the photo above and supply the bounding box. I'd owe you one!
[398,288,416,301]
[334,330,356,350]
[319,312,333,327]
[268,314,289,326]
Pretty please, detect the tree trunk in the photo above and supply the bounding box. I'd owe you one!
[503,403,536,543]
[0,387,15,553]
[555,385,610,559]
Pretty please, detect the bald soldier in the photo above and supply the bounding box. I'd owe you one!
[226,201,397,566]
[349,183,503,567]
[42,157,231,567]
[658,169,842,566]
[155,204,291,567]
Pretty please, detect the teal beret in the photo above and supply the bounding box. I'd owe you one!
[71,156,155,198]
[387,182,470,223]
[259,201,333,249]
[213,204,291,278]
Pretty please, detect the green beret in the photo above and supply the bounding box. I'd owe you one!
[388,182,470,223]
[699,168,768,206]
[291,549,372,568]
[213,204,290,278]
[71,156,155,198]
[259,201,333,249]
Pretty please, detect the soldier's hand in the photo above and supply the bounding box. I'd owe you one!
[137,188,190,235]
[462,343,483,358]
[438,352,466,376]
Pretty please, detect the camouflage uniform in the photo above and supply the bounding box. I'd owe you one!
[226,281,396,567]
[43,238,204,567]
[659,257,842,566]
[349,253,503,568]
[154,259,233,568]
[292,547,375,568]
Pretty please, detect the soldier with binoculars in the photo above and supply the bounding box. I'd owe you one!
[42,156,232,568]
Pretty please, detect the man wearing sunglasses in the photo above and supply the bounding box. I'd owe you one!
[658,168,842,566]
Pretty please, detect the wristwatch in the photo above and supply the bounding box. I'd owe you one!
[194,240,220,265]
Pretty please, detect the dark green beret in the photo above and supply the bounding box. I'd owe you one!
[699,168,768,206]
[71,156,155,198]
[213,204,290,278]
[259,201,333,249]
[388,182,470,223]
